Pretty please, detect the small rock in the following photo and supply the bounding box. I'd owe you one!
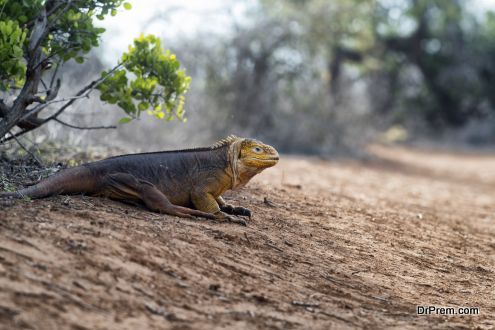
[209,284,221,291]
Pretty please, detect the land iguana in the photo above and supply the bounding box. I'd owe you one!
[0,136,279,225]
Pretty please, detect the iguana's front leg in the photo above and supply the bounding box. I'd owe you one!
[216,196,252,218]
[192,191,247,226]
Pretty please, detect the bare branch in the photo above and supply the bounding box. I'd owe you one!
[40,78,48,91]
[29,95,46,104]
[28,8,48,55]
[1,62,124,143]
[46,78,61,102]
[0,100,8,117]
[20,93,91,123]
[54,118,117,130]
[49,59,62,89]
[9,130,43,166]
[0,129,26,144]
[42,62,124,122]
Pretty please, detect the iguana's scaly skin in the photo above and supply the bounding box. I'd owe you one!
[1,136,279,225]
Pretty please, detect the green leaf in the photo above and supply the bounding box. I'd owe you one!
[123,2,132,10]
[75,56,84,63]
[119,117,132,124]
[96,33,190,125]
[138,101,149,111]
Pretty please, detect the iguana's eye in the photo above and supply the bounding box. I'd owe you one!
[252,146,263,153]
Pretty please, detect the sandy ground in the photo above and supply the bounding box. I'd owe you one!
[0,145,494,329]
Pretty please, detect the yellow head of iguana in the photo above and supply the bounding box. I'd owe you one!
[224,136,279,188]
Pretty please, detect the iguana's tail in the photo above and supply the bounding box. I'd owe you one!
[0,166,96,199]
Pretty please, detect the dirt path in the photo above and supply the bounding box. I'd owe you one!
[0,145,494,329]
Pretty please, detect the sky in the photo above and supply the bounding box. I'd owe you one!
[97,0,254,64]
[97,0,495,65]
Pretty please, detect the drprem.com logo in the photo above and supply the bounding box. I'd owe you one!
[417,306,480,316]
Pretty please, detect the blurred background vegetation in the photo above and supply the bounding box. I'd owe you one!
[3,0,495,156]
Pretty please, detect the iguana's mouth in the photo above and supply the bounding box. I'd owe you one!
[260,158,279,162]
[245,157,279,166]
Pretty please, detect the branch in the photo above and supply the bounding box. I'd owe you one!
[28,7,48,56]
[42,62,124,123]
[19,62,122,124]
[49,59,62,89]
[0,62,124,143]
[0,128,27,144]
[46,0,68,18]
[0,6,47,138]
[19,93,91,123]
[0,100,8,117]
[9,131,43,166]
[54,118,116,130]
[46,78,61,102]
[16,78,61,130]
[29,2,74,73]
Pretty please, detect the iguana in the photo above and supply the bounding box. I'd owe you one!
[0,136,279,225]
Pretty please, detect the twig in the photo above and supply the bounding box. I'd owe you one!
[266,241,283,252]
[298,260,314,266]
[263,197,277,207]
[0,0,8,18]
[53,118,117,130]
[49,59,62,89]
[9,130,42,166]
[34,45,77,72]
[40,78,48,91]
[19,94,92,123]
[291,300,320,308]
[244,232,251,244]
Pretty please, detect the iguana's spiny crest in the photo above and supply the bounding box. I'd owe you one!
[211,135,241,149]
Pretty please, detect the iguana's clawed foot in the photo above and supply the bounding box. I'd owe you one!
[220,204,252,218]
[225,215,247,226]
[215,211,248,226]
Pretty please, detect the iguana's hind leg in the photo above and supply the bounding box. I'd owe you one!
[100,173,215,219]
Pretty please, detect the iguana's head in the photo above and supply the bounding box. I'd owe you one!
[237,138,279,168]
[224,136,279,188]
